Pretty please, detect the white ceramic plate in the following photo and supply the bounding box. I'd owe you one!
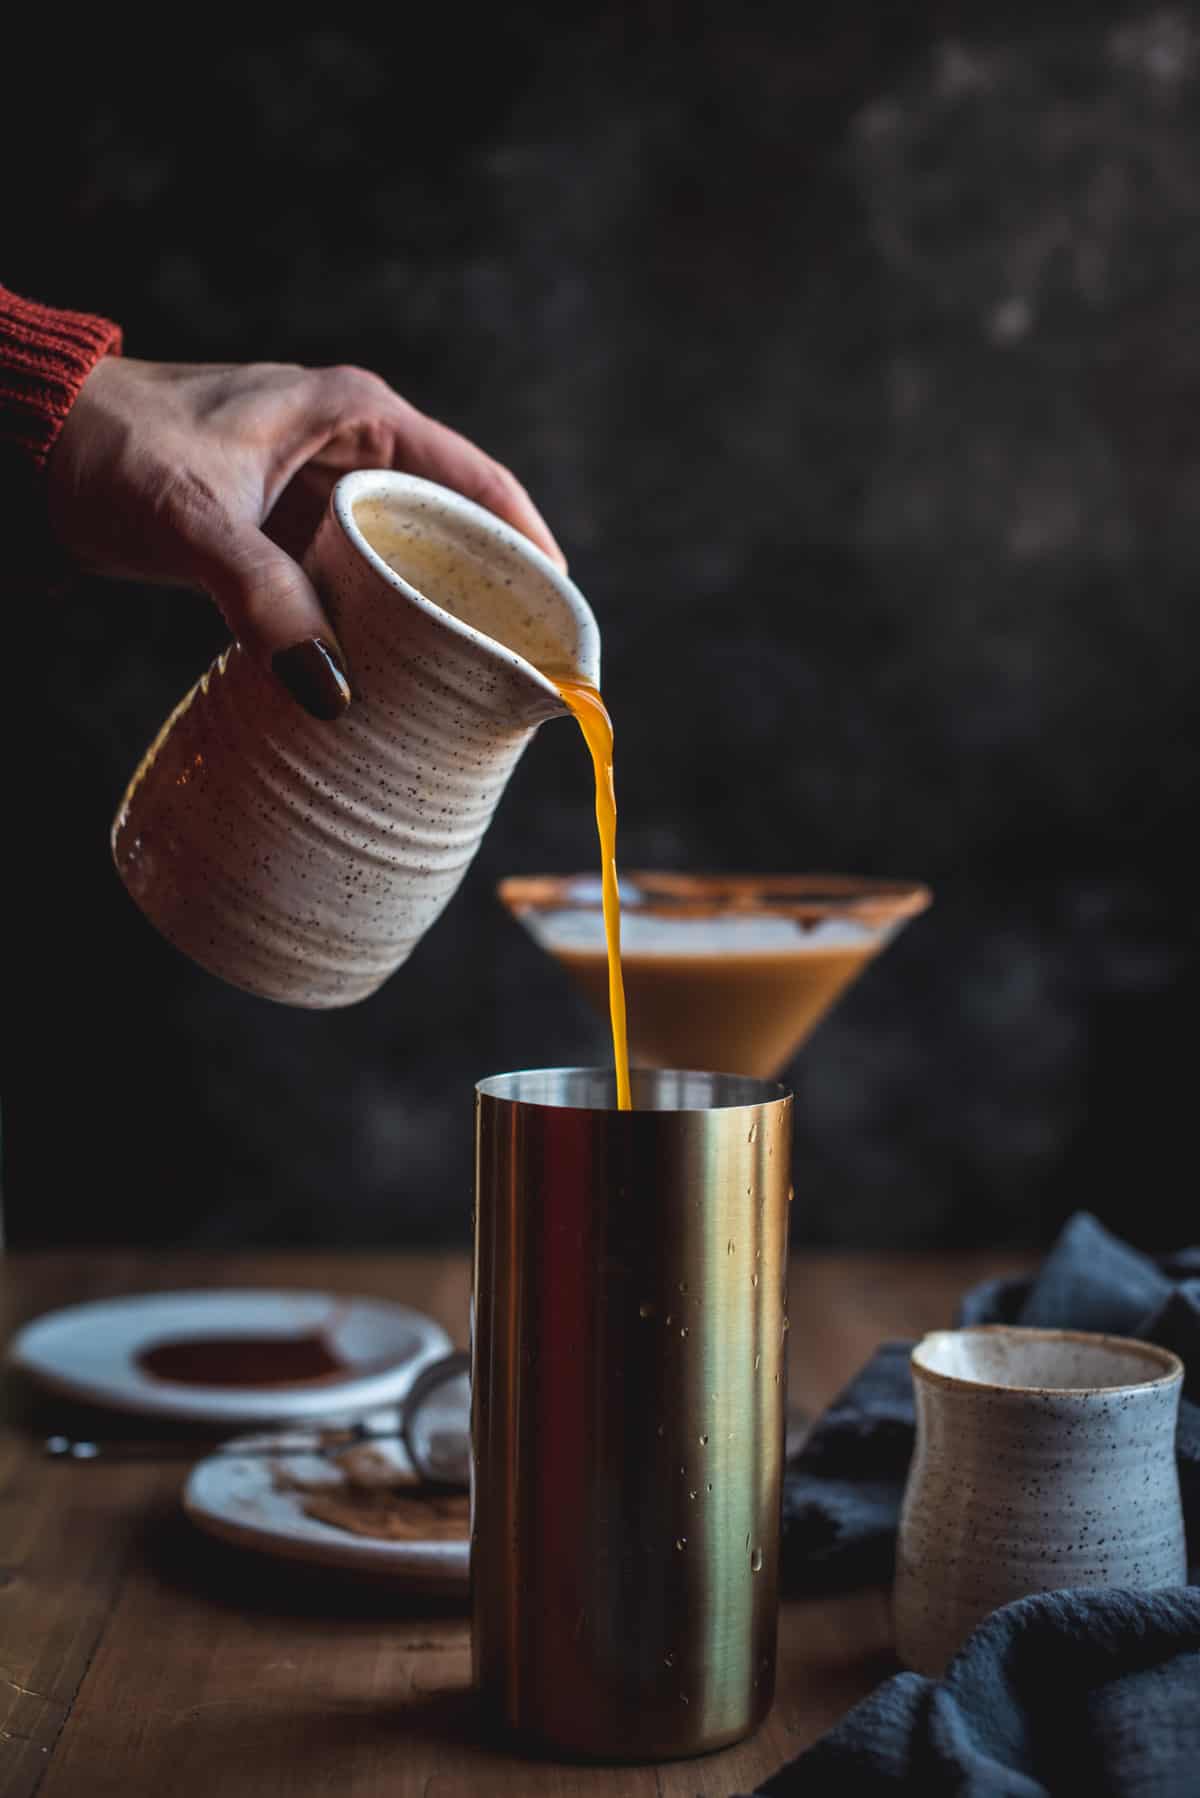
[6,1290,451,1425]
[183,1409,469,1590]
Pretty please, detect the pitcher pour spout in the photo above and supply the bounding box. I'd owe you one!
[111,470,602,1009]
[338,471,600,732]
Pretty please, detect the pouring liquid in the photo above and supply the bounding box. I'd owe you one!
[354,515,629,1103]
[552,678,632,1110]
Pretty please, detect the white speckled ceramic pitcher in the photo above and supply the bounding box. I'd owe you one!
[112,470,599,1007]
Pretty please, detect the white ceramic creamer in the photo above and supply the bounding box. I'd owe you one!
[112,470,599,1007]
[893,1326,1186,1677]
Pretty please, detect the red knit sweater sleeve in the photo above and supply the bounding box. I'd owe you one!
[0,282,122,474]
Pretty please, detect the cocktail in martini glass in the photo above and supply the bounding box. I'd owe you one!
[497,873,931,1079]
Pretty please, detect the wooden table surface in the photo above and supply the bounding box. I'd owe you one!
[0,1247,1033,1798]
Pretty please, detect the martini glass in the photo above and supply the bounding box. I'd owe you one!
[496,873,932,1079]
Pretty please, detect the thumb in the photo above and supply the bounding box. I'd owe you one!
[204,527,352,722]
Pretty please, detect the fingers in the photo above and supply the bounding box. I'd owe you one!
[391,407,568,574]
[289,366,568,573]
[203,526,351,722]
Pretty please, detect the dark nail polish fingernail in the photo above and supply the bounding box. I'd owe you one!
[272,638,351,721]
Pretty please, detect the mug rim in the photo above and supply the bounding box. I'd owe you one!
[330,469,598,707]
[911,1324,1183,1397]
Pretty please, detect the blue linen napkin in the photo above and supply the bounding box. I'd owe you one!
[750,1587,1200,1797]
[746,1213,1200,1797]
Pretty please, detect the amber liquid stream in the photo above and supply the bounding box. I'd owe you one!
[552,678,632,1110]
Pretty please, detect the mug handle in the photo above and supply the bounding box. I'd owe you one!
[400,1349,470,1487]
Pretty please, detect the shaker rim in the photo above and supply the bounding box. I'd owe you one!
[476,1066,792,1114]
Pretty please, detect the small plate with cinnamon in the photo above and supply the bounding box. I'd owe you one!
[183,1404,469,1590]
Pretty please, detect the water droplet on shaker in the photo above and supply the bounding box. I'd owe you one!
[706,1481,713,1492]
[664,1652,676,1668]
[678,1281,688,1294]
[679,1326,688,1339]
[675,1537,687,1551]
[751,1274,759,1287]
[665,1314,673,1328]
[699,1433,709,1446]
[787,1184,795,1204]
[748,1122,758,1143]
[657,1424,665,1438]
[727,1239,735,1255]
[639,1301,655,1319]
[754,1353,761,1371]
[751,1546,764,1573]
[689,1489,697,1500]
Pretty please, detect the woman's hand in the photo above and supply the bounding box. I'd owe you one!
[47,357,566,720]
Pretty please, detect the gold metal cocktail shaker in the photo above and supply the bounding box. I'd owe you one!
[472,1068,793,1761]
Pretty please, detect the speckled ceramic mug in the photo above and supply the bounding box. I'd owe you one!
[893,1327,1186,1677]
[112,470,599,1007]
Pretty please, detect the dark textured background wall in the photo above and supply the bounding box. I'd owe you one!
[5,6,1199,1250]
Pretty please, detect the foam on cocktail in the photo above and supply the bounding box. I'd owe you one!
[529,904,896,957]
